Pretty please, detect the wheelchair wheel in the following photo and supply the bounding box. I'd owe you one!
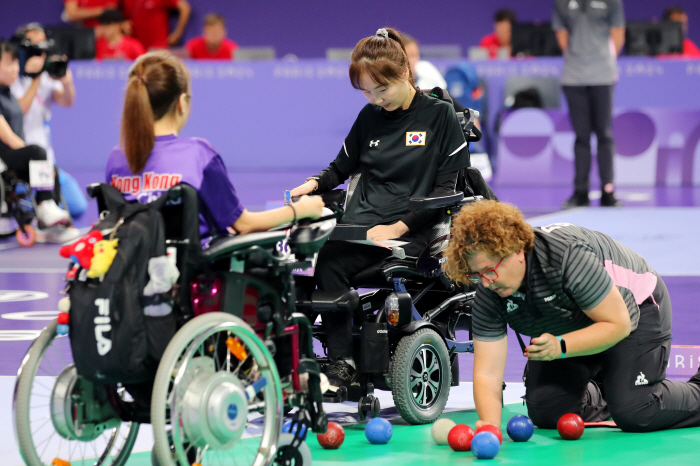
[14,320,139,466]
[390,328,451,424]
[151,312,283,466]
[16,224,36,247]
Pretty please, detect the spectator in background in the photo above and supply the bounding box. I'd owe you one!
[479,9,516,58]
[95,9,146,61]
[10,23,87,219]
[402,33,446,90]
[185,13,239,60]
[62,0,117,28]
[553,0,625,208]
[663,6,700,58]
[122,0,191,50]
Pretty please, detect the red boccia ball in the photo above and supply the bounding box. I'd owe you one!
[57,312,70,325]
[317,422,345,449]
[447,424,475,451]
[557,413,585,440]
[476,424,503,444]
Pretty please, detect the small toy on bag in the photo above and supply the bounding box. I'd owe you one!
[59,230,103,269]
[87,239,119,278]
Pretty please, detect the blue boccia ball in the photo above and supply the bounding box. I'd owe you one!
[507,415,534,442]
[472,431,500,459]
[56,324,69,336]
[365,417,392,444]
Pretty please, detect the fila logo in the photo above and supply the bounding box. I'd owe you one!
[406,132,426,146]
[506,300,519,313]
[635,372,649,386]
[544,294,557,302]
[369,140,380,147]
[377,329,388,333]
[94,298,112,356]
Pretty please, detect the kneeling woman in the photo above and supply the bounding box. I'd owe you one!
[290,28,471,392]
[106,52,323,237]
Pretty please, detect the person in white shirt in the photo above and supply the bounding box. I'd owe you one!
[10,23,87,218]
[402,33,447,91]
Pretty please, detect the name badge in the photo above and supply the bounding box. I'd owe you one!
[29,160,55,190]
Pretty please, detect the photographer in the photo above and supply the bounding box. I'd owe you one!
[10,23,87,219]
[0,40,79,242]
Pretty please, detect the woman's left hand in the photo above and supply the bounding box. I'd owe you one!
[367,222,408,243]
[524,333,562,361]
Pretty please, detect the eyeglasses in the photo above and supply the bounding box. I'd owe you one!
[466,257,504,284]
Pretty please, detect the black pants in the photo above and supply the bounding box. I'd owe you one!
[314,240,392,360]
[0,145,61,203]
[525,277,700,432]
[562,85,615,194]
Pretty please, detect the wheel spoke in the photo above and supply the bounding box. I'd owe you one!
[410,378,421,390]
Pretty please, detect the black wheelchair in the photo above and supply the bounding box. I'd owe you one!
[13,182,333,466]
[298,106,493,425]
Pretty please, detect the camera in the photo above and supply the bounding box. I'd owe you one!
[11,24,70,80]
[17,37,69,79]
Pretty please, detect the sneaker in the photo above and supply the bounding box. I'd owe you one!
[562,192,590,209]
[36,225,82,244]
[36,200,70,227]
[600,192,623,207]
[323,359,357,393]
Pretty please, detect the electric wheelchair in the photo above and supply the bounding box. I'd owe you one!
[13,182,334,466]
[298,106,496,425]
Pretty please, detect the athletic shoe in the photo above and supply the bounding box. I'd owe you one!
[36,200,70,227]
[562,192,590,209]
[36,225,82,244]
[600,192,623,207]
[323,359,357,393]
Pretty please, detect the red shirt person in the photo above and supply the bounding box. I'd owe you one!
[663,6,700,58]
[62,0,117,28]
[185,13,238,60]
[479,8,516,58]
[122,0,191,50]
[95,9,146,60]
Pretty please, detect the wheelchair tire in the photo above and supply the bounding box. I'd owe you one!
[151,312,283,466]
[390,328,451,424]
[14,320,139,466]
[273,433,312,466]
[15,224,36,247]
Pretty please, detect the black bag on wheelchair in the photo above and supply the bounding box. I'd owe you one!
[67,184,176,385]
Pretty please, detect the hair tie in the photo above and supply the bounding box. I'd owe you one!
[376,28,389,39]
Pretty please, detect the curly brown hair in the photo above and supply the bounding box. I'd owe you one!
[442,200,535,285]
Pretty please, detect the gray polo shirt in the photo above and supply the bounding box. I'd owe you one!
[552,0,625,86]
[472,223,667,342]
[0,85,24,153]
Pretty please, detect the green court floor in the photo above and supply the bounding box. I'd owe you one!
[125,402,700,466]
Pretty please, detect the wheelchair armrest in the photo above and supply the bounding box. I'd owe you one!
[298,289,360,312]
[328,224,367,241]
[458,195,484,206]
[408,192,464,211]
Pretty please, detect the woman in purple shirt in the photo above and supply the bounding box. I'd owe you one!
[106,51,323,236]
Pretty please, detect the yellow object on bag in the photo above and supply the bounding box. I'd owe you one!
[87,239,119,278]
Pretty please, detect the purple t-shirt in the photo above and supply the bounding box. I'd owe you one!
[105,134,244,236]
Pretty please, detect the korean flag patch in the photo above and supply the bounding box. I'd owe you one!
[406,131,426,146]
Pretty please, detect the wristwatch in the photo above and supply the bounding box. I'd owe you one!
[556,336,567,358]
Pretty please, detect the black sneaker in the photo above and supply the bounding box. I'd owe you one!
[562,192,590,209]
[323,359,357,393]
[600,192,623,207]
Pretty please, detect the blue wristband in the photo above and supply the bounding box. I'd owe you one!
[556,336,566,359]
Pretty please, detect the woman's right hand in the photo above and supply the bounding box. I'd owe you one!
[293,195,324,220]
[25,55,46,75]
[290,179,318,197]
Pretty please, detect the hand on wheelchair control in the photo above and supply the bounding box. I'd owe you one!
[290,179,318,197]
[292,194,325,220]
[367,221,408,242]
[524,333,561,361]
